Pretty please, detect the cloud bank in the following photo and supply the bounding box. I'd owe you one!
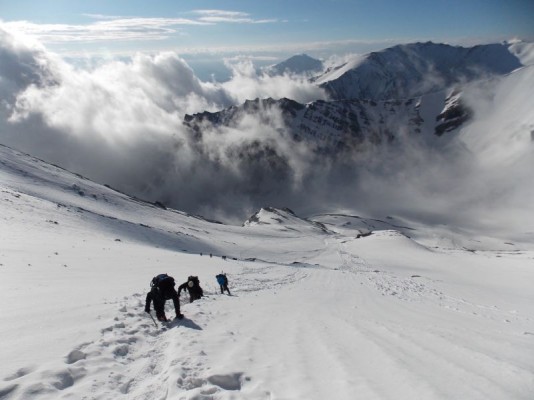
[0,26,532,241]
[0,26,325,219]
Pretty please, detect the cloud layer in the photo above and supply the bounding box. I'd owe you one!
[0,26,325,220]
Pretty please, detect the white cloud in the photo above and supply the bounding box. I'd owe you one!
[1,9,277,45]
[221,59,327,104]
[0,26,326,220]
[2,17,207,43]
[192,9,277,24]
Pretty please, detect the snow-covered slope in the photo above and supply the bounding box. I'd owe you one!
[315,42,523,100]
[509,40,534,66]
[243,207,330,234]
[1,143,533,399]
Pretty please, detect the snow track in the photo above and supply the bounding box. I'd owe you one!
[2,238,534,399]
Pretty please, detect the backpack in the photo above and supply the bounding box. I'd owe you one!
[151,274,175,290]
[187,276,200,288]
[187,276,203,299]
[216,274,227,285]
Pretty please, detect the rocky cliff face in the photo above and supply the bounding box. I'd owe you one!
[434,90,472,137]
[183,94,463,157]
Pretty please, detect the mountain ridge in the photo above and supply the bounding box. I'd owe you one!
[267,54,324,76]
[183,91,467,156]
[315,41,523,101]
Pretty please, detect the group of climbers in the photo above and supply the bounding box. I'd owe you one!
[144,272,231,322]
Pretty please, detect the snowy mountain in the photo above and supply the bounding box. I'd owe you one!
[1,141,533,399]
[314,41,523,100]
[185,42,529,157]
[266,54,324,76]
[244,207,331,234]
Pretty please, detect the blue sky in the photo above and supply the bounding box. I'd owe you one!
[1,0,533,60]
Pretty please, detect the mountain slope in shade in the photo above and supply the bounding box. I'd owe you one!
[184,91,465,156]
[267,54,324,76]
[315,41,523,100]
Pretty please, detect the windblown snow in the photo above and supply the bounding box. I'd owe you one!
[1,144,533,400]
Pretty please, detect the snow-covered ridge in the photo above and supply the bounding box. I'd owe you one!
[244,206,331,234]
[0,144,221,252]
[508,40,534,66]
[0,143,358,258]
[315,41,523,100]
[310,213,413,236]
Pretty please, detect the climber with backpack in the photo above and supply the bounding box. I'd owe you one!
[216,273,231,295]
[145,273,184,321]
[178,275,204,303]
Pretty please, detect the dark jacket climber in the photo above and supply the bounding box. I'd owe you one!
[216,273,231,295]
[178,275,204,303]
[145,273,183,321]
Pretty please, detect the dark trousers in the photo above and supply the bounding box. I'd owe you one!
[188,287,203,303]
[220,284,231,295]
[146,287,181,317]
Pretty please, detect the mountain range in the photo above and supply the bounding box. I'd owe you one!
[184,41,527,157]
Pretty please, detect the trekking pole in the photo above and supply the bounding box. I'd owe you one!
[147,312,157,327]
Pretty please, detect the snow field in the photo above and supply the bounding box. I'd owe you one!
[2,227,534,399]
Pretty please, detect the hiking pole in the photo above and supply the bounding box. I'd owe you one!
[147,311,157,327]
